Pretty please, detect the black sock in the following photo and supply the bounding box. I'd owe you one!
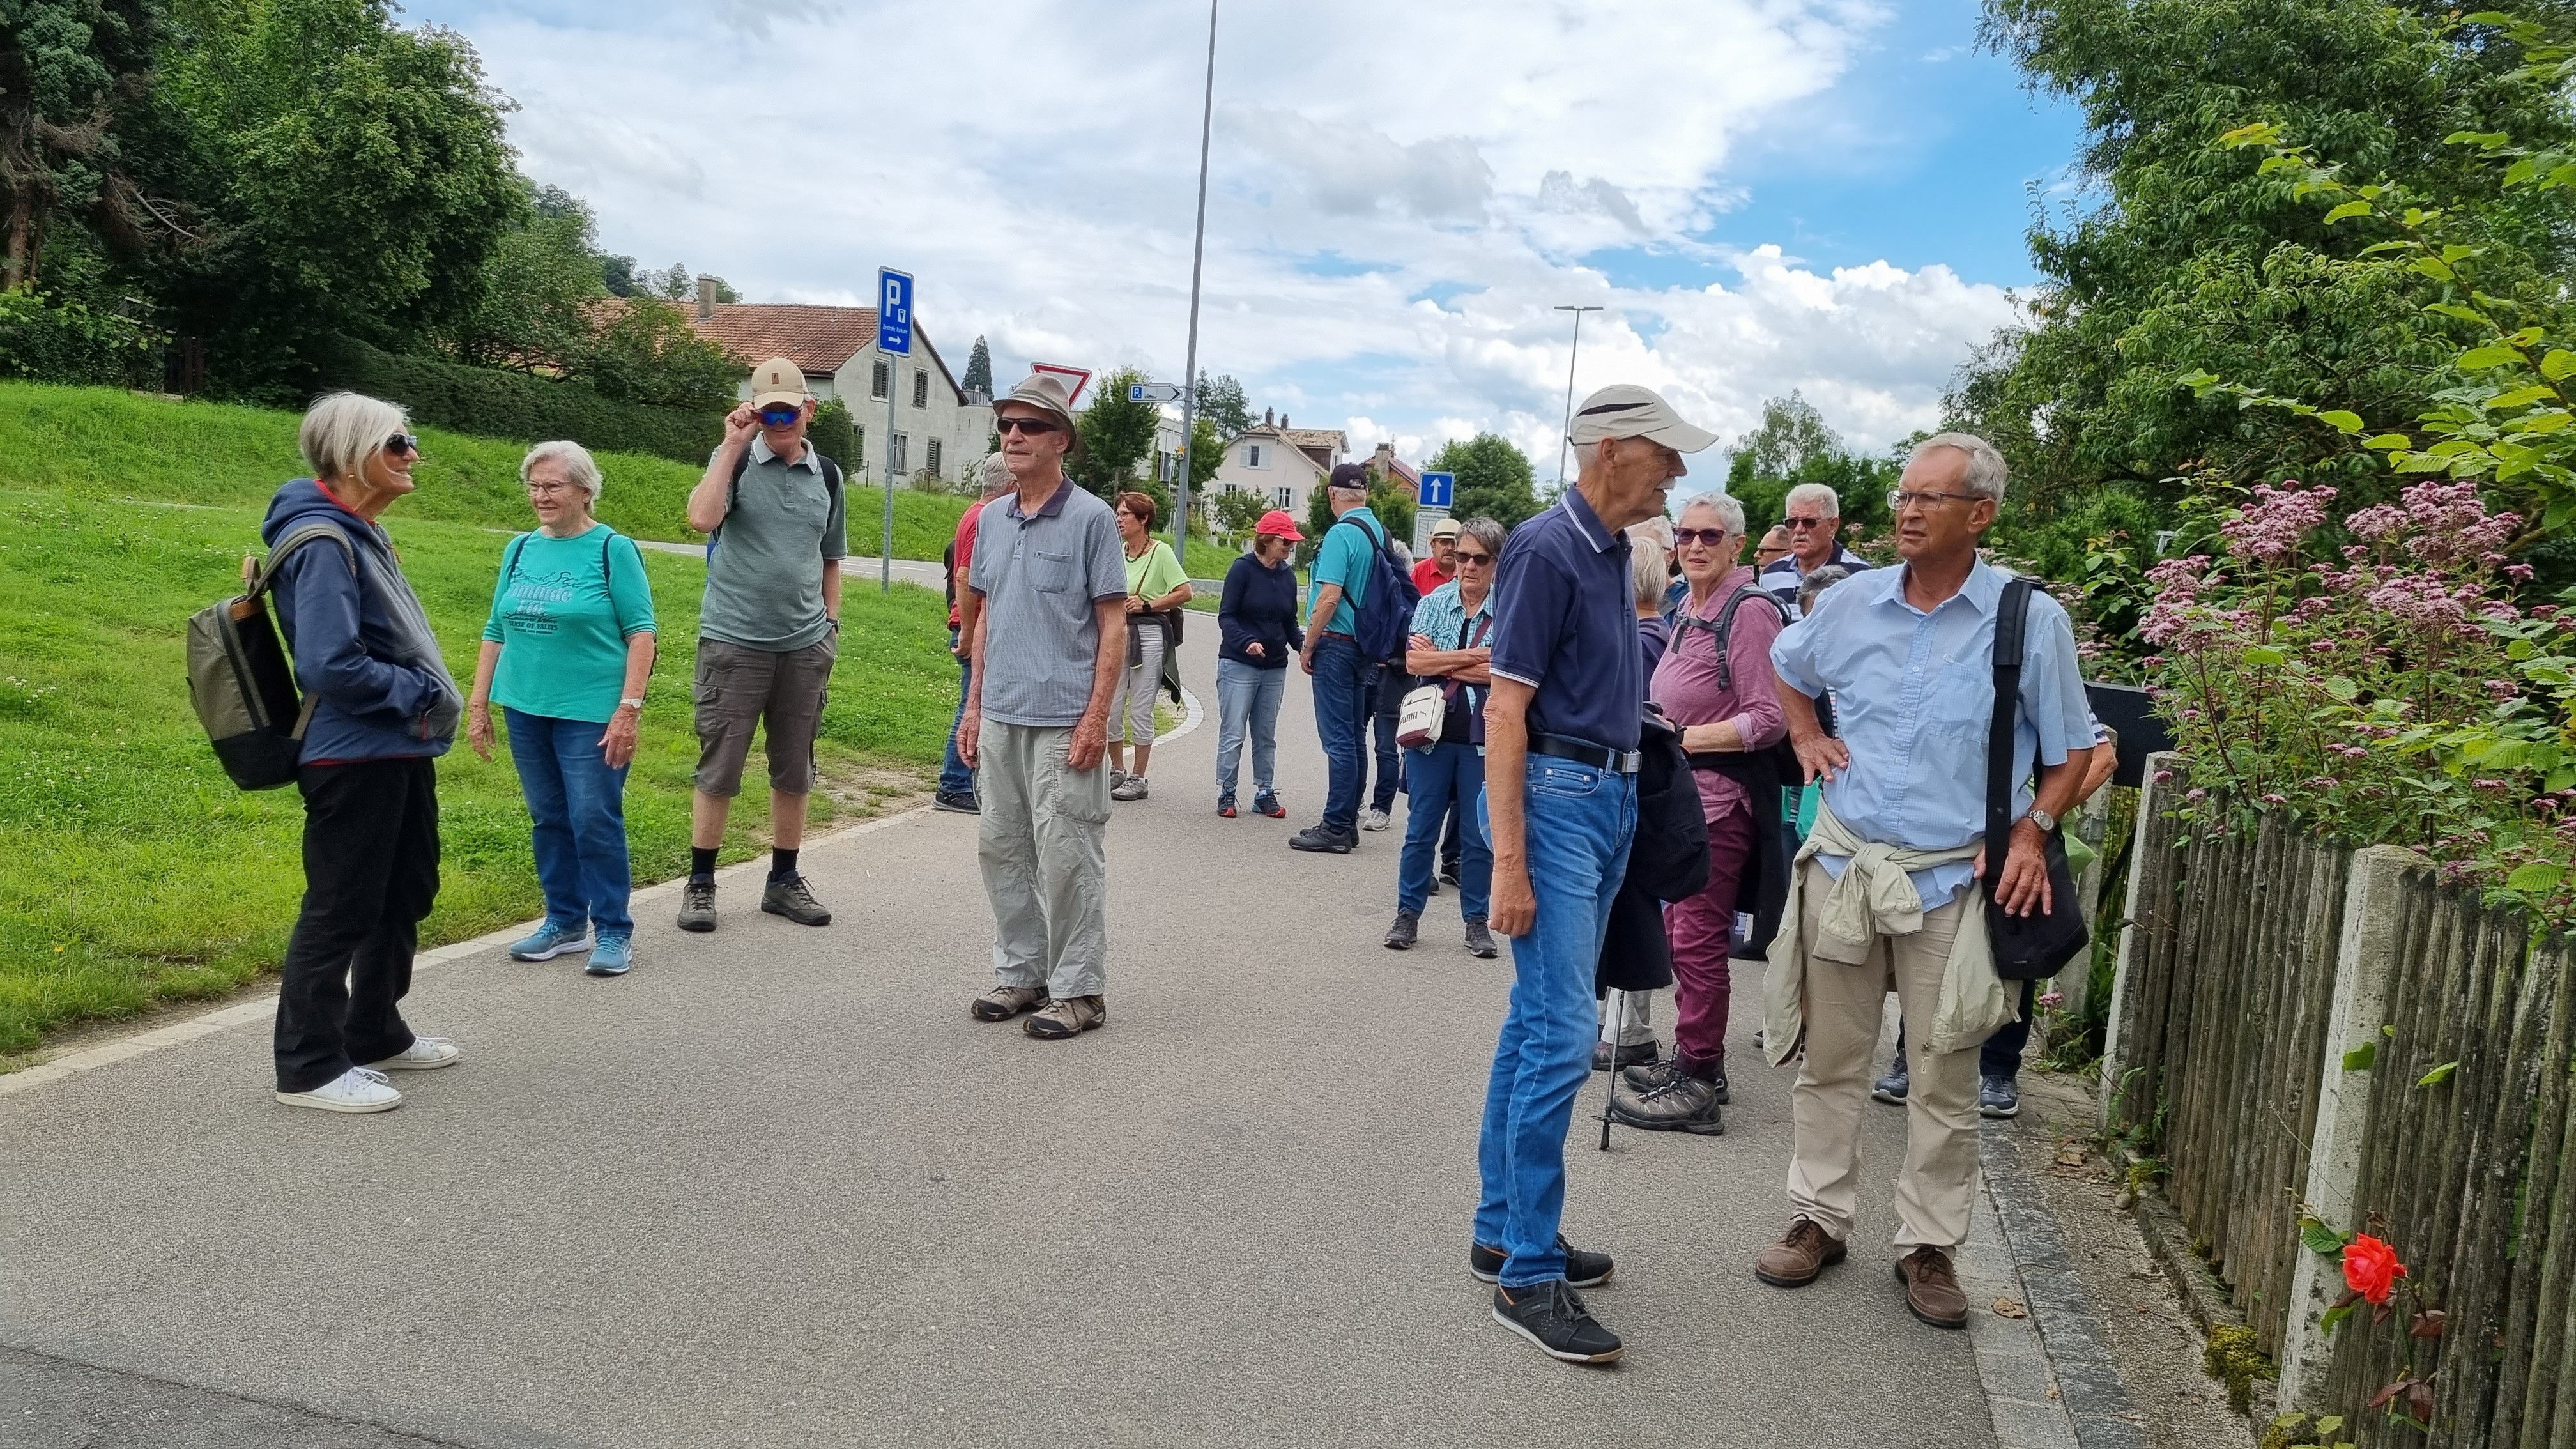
[770,848,799,882]
[690,847,718,881]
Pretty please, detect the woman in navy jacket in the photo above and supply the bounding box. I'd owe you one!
[1213,509,1307,818]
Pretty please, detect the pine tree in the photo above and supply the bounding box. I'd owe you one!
[962,335,992,395]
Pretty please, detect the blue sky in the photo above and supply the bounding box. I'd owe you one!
[410,0,2089,468]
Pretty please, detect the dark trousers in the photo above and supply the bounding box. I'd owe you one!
[274,757,438,1091]
[1365,663,1404,813]
[941,629,974,797]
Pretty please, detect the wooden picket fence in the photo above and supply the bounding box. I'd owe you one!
[2109,785,2576,1447]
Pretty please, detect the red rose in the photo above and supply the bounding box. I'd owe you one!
[2343,1234,2406,1305]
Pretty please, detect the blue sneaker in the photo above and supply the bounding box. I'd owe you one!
[585,934,632,977]
[509,920,589,962]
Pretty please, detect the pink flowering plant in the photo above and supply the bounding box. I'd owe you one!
[2141,472,2576,923]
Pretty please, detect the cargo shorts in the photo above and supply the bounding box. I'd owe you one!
[692,634,836,797]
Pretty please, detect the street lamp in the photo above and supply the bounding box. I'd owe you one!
[1552,303,1602,491]
[1172,0,1219,566]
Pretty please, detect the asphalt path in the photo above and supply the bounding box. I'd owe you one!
[2,630,1996,1448]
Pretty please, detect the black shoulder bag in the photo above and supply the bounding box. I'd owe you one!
[1985,577,2089,980]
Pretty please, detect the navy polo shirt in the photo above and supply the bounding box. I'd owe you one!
[1486,489,1641,752]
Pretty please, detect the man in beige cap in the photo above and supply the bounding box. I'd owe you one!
[954,373,1128,1039]
[1470,382,1713,1366]
[677,356,845,933]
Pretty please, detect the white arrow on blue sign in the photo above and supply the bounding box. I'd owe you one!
[877,268,913,356]
[1127,381,1184,404]
[1417,470,1455,509]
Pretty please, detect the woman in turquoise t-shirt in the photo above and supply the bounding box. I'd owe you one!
[465,441,657,976]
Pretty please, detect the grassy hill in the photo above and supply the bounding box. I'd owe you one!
[0,383,975,1063]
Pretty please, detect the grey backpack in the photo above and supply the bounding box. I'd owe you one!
[185,523,355,789]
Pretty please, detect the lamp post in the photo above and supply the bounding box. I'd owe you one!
[1552,303,1602,490]
[1171,0,1219,567]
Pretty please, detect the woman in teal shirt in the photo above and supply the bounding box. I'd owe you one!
[466,441,657,976]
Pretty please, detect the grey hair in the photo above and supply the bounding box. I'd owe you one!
[1459,516,1507,560]
[1797,564,1851,612]
[1630,535,1669,610]
[299,391,410,483]
[1783,481,1841,519]
[1632,515,1673,548]
[1911,431,2009,502]
[977,452,1014,495]
[1676,491,1745,535]
[521,440,603,501]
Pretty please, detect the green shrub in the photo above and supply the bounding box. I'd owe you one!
[310,334,723,465]
[0,289,163,389]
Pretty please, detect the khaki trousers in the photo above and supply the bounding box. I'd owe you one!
[976,721,1111,999]
[1785,859,1983,1248]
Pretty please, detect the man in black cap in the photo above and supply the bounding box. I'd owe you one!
[1291,463,1391,853]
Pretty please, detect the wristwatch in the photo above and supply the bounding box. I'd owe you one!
[617,697,645,712]
[2023,806,2058,834]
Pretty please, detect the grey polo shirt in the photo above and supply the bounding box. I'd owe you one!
[969,477,1127,727]
[700,434,847,652]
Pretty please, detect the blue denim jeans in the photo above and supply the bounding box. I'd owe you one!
[1398,742,1489,919]
[1365,664,1404,813]
[1215,657,1285,797]
[1472,757,1637,1286]
[505,707,634,939]
[940,629,974,798]
[1310,634,1371,834]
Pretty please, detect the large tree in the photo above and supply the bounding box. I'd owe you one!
[1195,371,1252,438]
[443,181,602,371]
[0,0,162,290]
[1075,365,1160,496]
[960,334,991,395]
[1428,432,1538,530]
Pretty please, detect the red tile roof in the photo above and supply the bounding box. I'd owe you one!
[687,303,879,377]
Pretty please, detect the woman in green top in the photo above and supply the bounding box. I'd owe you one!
[1108,490,1192,801]
[465,441,658,976]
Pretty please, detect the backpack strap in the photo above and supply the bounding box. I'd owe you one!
[253,522,358,597]
[1986,578,2035,855]
[500,532,533,588]
[714,447,841,555]
[1674,581,1789,690]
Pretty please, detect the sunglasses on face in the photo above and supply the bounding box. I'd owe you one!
[1454,549,1494,565]
[1672,528,1732,548]
[756,406,802,426]
[1783,516,1828,531]
[384,433,418,456]
[995,415,1062,436]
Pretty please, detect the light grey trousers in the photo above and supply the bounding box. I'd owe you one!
[976,720,1112,999]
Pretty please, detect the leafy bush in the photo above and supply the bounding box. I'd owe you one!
[0,289,163,388]
[311,334,723,465]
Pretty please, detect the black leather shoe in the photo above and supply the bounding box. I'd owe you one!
[1469,1235,1613,1289]
[1590,1038,1658,1073]
[1288,825,1355,854]
[1492,1280,1622,1365]
[1384,910,1419,949]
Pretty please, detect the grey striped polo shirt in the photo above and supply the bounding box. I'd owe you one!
[969,478,1128,726]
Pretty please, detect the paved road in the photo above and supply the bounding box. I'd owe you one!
[3,632,1998,1448]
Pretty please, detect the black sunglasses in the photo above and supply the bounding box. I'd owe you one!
[384,433,418,456]
[995,416,1062,436]
[756,405,802,425]
[1454,549,1494,565]
[1673,528,1731,547]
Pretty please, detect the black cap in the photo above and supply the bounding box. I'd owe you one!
[1329,462,1369,491]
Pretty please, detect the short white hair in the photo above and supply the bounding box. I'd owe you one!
[1677,492,1746,536]
[521,440,603,500]
[1630,535,1669,610]
[977,452,1014,494]
[1911,431,2009,502]
[1783,482,1841,519]
[299,392,409,483]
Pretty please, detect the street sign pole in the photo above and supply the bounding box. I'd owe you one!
[877,268,914,594]
[1552,303,1601,492]
[1172,0,1218,567]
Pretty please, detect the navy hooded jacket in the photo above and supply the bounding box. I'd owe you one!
[260,478,461,765]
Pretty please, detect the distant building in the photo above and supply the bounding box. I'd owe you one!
[1366,440,1421,496]
[1210,409,1346,518]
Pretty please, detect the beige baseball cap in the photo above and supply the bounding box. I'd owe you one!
[1429,516,1463,539]
[1566,383,1718,454]
[997,372,1077,430]
[749,357,809,410]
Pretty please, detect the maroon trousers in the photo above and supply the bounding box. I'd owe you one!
[1665,801,1754,1065]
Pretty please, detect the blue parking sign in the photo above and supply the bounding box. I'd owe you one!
[877,268,913,356]
[1418,470,1455,509]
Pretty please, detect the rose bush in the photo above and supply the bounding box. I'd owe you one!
[2342,1234,2407,1305]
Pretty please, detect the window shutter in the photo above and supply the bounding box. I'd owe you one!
[871,361,889,400]
[926,438,942,476]
[912,371,928,408]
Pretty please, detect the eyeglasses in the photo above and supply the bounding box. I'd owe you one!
[1782,516,1828,531]
[995,417,1061,436]
[756,406,802,426]
[384,433,418,456]
[526,480,578,498]
[1887,489,1979,511]
[1671,528,1732,548]
[1454,549,1494,565]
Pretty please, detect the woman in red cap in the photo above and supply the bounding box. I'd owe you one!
[1213,509,1307,817]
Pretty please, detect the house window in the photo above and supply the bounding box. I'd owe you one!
[925,438,943,477]
[912,370,929,408]
[891,433,910,474]
[1246,443,1264,468]
[871,360,889,400]
[1274,487,1292,509]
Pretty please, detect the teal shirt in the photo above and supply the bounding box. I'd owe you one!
[481,523,657,723]
[1307,505,1382,637]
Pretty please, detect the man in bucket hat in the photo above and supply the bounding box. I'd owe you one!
[1471,383,1715,1365]
[954,373,1129,1039]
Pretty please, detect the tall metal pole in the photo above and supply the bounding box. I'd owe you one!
[1172,0,1218,568]
[1552,303,1601,490]
[882,349,900,592]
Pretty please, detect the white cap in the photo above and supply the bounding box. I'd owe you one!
[1566,383,1718,454]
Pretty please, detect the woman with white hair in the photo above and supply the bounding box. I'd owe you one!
[261,392,464,1113]
[466,440,658,977]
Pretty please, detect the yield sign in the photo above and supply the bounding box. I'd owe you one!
[1029,362,1092,406]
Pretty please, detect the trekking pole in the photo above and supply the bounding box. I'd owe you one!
[1598,987,1620,1150]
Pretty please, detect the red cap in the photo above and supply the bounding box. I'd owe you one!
[1254,510,1305,542]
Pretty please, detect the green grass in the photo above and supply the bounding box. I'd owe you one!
[0,382,978,1061]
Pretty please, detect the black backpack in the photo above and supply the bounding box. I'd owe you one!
[185,524,356,789]
[1335,514,1420,666]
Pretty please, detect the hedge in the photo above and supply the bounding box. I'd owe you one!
[310,335,726,466]
[0,289,163,389]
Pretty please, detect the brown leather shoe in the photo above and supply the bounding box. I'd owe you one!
[1753,1216,1848,1287]
[1024,994,1105,1038]
[1896,1245,1969,1328]
[970,985,1046,1022]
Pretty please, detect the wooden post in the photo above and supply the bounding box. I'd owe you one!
[2097,751,2177,1132]
[2055,785,2116,1028]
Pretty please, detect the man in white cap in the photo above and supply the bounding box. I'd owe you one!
[954,373,1129,1039]
[1470,382,1713,1365]
[678,356,845,933]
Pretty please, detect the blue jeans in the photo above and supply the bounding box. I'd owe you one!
[1472,758,1637,1285]
[1365,664,1404,812]
[1310,634,1371,834]
[1398,742,1489,919]
[1215,657,1285,796]
[941,629,974,797]
[505,707,634,939]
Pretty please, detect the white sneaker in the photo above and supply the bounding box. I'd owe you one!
[1360,807,1392,832]
[364,1036,461,1071]
[275,1066,403,1114]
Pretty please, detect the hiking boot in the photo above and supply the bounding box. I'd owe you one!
[1288,825,1355,854]
[1896,1246,1970,1329]
[1253,790,1286,818]
[585,935,632,977]
[274,1066,402,1114]
[1469,1235,1613,1289]
[1872,1057,1910,1105]
[761,873,832,926]
[933,790,981,814]
[1609,1072,1726,1135]
[1217,792,1238,818]
[1980,1074,2021,1119]
[1590,1038,1658,1073]
[1624,1054,1728,1103]
[677,878,717,932]
[1111,775,1149,802]
[1360,806,1392,832]
[362,1036,459,1071]
[1491,1280,1622,1365]
[508,920,589,962]
[1464,919,1498,958]
[1384,910,1419,950]
[1025,994,1105,1038]
[1110,768,1129,789]
[1754,1216,1849,1288]
[971,985,1046,1022]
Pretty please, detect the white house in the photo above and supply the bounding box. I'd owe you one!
[1210,412,1346,518]
[685,286,993,487]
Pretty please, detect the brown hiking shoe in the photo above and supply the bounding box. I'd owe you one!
[970,985,1046,1022]
[1753,1216,1849,1288]
[1024,995,1105,1038]
[1896,1246,1969,1329]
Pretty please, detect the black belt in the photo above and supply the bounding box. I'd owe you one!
[1529,732,1641,774]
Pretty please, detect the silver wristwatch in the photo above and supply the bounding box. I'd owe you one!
[2023,806,2058,834]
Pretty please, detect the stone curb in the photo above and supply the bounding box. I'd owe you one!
[1984,1125,2153,1449]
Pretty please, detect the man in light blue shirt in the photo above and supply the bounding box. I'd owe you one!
[1752,432,2094,1331]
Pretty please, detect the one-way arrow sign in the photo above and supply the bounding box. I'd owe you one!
[1127,381,1184,404]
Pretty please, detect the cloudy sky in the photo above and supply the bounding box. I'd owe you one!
[410,0,2082,486]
